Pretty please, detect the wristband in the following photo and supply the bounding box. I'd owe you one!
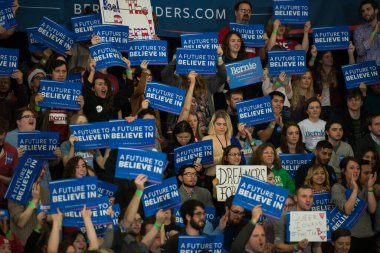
[28,201,36,209]
[275,81,282,87]
[368,191,374,195]
[34,105,41,112]
[249,220,256,226]
[40,58,47,64]
[293,244,299,251]
[250,139,256,146]
[153,222,161,230]
[135,190,143,196]
[5,231,12,239]
[126,70,132,75]
[310,57,316,62]
[58,222,63,228]
[371,31,377,38]
[272,28,278,34]
[268,122,275,128]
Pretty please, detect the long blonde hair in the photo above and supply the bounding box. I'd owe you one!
[304,165,330,191]
[207,110,233,139]
[291,70,314,110]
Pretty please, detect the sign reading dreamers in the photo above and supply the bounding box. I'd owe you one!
[216,165,267,201]
[145,82,186,115]
[38,80,82,110]
[236,96,275,126]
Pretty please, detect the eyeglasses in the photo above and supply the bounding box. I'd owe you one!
[193,212,205,217]
[183,172,199,177]
[228,153,242,157]
[33,76,44,81]
[176,135,191,140]
[230,209,245,216]
[21,115,36,119]
[238,9,251,14]
[132,218,143,224]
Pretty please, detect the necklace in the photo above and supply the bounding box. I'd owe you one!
[215,135,227,150]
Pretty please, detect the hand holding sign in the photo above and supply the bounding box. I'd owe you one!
[135,174,147,192]
[31,183,41,204]
[155,209,166,226]
[51,208,63,223]
[251,204,263,223]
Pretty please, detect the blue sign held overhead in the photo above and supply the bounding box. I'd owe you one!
[181,32,218,50]
[97,180,118,198]
[342,61,380,89]
[26,27,48,52]
[128,40,168,66]
[0,1,17,30]
[66,73,82,83]
[145,82,186,115]
[0,47,19,76]
[233,175,289,219]
[279,153,314,179]
[4,157,44,205]
[142,177,181,217]
[236,96,275,126]
[34,16,75,55]
[50,176,98,213]
[93,24,129,51]
[178,235,224,253]
[273,0,309,24]
[89,43,127,71]
[115,148,166,184]
[70,121,110,150]
[71,14,102,42]
[268,50,306,75]
[38,80,82,110]
[230,23,265,47]
[174,140,214,170]
[176,48,217,75]
[108,119,156,149]
[226,57,263,89]
[18,132,59,159]
[313,26,350,51]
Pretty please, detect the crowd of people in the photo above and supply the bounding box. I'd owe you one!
[0,0,380,252]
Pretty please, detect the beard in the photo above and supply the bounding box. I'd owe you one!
[183,182,196,188]
[190,217,205,231]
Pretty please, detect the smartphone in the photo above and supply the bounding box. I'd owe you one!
[193,157,202,165]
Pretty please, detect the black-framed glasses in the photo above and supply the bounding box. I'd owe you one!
[183,172,199,177]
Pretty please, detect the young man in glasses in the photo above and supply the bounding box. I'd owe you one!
[178,164,214,207]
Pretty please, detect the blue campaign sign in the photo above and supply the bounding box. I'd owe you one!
[63,196,112,227]
[273,0,309,24]
[236,96,275,126]
[109,119,156,148]
[38,80,82,110]
[313,26,350,51]
[178,235,224,253]
[34,16,75,55]
[176,48,217,75]
[18,132,59,159]
[233,175,289,219]
[93,24,129,51]
[111,204,121,229]
[70,121,110,150]
[328,189,367,231]
[0,1,17,30]
[0,47,19,76]
[174,140,214,170]
[312,193,333,212]
[26,27,47,52]
[89,43,127,71]
[115,148,166,184]
[0,209,9,219]
[71,13,101,42]
[50,176,98,213]
[37,204,51,215]
[230,23,265,47]
[181,32,218,50]
[97,180,118,198]
[226,57,263,89]
[268,50,306,75]
[66,73,82,83]
[127,40,168,66]
[142,177,181,217]
[279,153,314,179]
[145,82,186,115]
[342,61,380,89]
[4,157,44,205]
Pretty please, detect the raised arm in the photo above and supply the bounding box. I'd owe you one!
[122,174,147,227]
[82,206,99,250]
[47,209,63,253]
[177,71,197,123]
